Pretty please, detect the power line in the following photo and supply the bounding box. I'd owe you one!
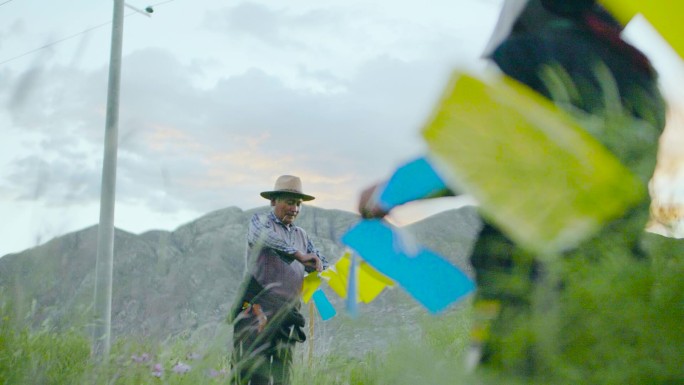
[0,21,112,66]
[150,0,176,7]
[0,0,177,67]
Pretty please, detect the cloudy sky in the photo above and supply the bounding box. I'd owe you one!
[1,0,683,257]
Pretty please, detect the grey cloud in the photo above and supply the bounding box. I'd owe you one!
[2,27,461,215]
[205,2,284,45]
[5,61,107,137]
[202,2,352,51]
[0,19,27,51]
[8,66,44,111]
[5,153,100,204]
[112,53,425,212]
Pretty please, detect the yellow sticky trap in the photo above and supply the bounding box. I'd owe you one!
[358,260,394,303]
[320,252,395,303]
[422,73,645,257]
[599,0,684,60]
[301,273,322,303]
[321,256,350,299]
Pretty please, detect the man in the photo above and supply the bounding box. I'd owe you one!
[231,175,327,385]
[358,0,667,379]
[470,0,665,375]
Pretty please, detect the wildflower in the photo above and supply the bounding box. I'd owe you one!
[172,362,192,374]
[208,368,228,378]
[132,353,151,363]
[151,363,164,378]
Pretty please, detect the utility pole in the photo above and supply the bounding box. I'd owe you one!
[92,0,125,358]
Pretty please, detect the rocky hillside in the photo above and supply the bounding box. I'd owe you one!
[0,205,481,350]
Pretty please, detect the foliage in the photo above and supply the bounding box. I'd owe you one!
[0,300,91,385]
[473,234,684,385]
[535,237,684,384]
[0,209,682,384]
[3,253,684,385]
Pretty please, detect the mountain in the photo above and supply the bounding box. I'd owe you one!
[0,205,482,351]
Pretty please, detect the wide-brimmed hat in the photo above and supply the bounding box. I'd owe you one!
[260,175,315,201]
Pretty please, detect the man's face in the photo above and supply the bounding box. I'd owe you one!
[272,195,303,225]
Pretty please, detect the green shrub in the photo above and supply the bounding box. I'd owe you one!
[0,310,91,384]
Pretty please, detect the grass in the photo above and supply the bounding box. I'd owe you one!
[0,320,90,384]
[1,238,683,384]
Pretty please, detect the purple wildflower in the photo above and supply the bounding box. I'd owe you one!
[208,368,227,378]
[172,362,192,374]
[132,353,151,363]
[151,363,164,378]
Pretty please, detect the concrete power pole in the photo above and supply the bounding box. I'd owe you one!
[92,0,125,358]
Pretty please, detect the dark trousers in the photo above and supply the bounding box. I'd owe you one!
[229,276,305,385]
[232,313,295,385]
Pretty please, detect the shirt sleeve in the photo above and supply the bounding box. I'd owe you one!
[247,213,298,261]
[306,238,329,269]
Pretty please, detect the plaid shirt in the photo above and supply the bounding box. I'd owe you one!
[248,211,328,267]
[247,212,328,294]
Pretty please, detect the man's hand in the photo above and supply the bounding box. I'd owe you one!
[358,183,389,219]
[294,251,323,272]
[252,304,267,333]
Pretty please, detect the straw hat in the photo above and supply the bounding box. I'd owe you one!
[260,175,315,201]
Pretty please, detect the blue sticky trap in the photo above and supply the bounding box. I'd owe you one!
[312,289,337,321]
[377,156,448,211]
[346,253,358,317]
[341,220,475,314]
